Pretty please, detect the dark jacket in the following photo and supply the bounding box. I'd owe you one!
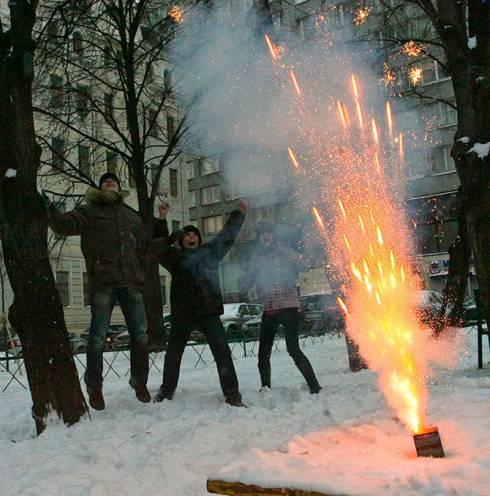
[153,210,245,324]
[48,188,168,292]
[239,241,307,312]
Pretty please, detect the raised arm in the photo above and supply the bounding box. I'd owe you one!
[149,230,183,273]
[153,201,170,239]
[208,200,247,260]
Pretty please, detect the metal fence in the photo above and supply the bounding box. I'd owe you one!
[0,327,340,393]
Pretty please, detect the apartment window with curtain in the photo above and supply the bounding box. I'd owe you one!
[73,31,83,55]
[201,185,221,205]
[50,74,63,107]
[203,215,223,235]
[171,220,180,232]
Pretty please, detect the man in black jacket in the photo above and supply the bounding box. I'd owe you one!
[45,172,169,410]
[153,200,248,406]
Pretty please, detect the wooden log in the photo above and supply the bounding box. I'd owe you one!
[207,479,340,496]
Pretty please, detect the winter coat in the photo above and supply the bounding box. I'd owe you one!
[239,241,307,312]
[152,210,245,324]
[48,188,168,293]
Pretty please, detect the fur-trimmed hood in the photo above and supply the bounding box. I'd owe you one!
[85,187,130,205]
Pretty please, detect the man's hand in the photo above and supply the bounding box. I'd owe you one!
[237,199,248,214]
[169,229,185,246]
[158,201,170,219]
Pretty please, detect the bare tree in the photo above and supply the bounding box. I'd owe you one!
[32,0,187,347]
[354,1,490,329]
[0,0,88,434]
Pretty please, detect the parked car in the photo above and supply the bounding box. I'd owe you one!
[221,303,263,333]
[299,293,344,337]
[68,332,87,354]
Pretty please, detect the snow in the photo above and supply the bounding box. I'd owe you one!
[5,168,17,178]
[467,37,477,49]
[457,137,469,144]
[468,142,490,160]
[1,330,490,495]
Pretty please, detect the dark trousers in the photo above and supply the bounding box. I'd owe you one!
[160,315,240,400]
[258,308,320,392]
[85,287,149,390]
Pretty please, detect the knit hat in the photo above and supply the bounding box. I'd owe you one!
[180,224,202,247]
[99,172,121,190]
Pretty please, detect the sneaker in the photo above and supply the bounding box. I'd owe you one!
[153,387,174,403]
[129,379,151,403]
[86,386,105,411]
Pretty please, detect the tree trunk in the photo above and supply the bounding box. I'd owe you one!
[0,1,88,434]
[435,189,471,333]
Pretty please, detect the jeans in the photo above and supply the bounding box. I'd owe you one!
[258,308,320,392]
[160,315,240,400]
[85,287,149,390]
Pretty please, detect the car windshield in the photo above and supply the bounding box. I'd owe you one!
[222,304,240,317]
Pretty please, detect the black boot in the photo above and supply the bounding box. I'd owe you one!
[129,378,151,403]
[87,386,105,410]
[153,386,174,403]
[225,392,247,408]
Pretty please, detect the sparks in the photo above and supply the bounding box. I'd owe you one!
[264,33,278,62]
[287,147,300,169]
[386,101,393,139]
[337,100,350,130]
[409,66,423,86]
[355,100,364,128]
[351,73,360,99]
[338,198,347,218]
[383,63,396,87]
[401,41,424,58]
[337,297,349,315]
[312,207,326,232]
[289,69,302,97]
[168,5,184,23]
[399,132,404,161]
[371,118,380,147]
[354,6,371,25]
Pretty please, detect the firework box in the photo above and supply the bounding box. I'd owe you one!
[413,426,445,458]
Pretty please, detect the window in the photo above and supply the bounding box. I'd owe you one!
[406,193,458,255]
[431,144,455,174]
[76,84,90,118]
[439,101,457,127]
[47,19,59,43]
[104,93,114,122]
[201,185,221,205]
[188,190,197,207]
[171,220,180,232]
[78,144,90,176]
[297,16,315,40]
[50,74,63,107]
[148,108,158,138]
[167,114,175,140]
[169,169,178,197]
[160,276,167,306]
[199,158,219,176]
[106,151,117,173]
[56,271,70,306]
[73,31,83,55]
[82,272,90,306]
[51,137,65,170]
[203,215,223,235]
[187,162,195,179]
[103,44,112,66]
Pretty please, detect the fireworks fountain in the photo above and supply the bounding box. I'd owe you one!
[264,34,444,457]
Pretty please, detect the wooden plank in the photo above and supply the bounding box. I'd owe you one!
[207,479,341,496]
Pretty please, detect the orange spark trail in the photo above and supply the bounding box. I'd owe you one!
[287,147,300,169]
[386,101,393,139]
[399,132,404,161]
[337,101,348,130]
[351,73,360,99]
[312,206,327,234]
[264,34,278,62]
[290,70,302,97]
[371,118,380,147]
[355,100,364,128]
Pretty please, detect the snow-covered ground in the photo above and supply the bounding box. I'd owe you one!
[1,329,490,496]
